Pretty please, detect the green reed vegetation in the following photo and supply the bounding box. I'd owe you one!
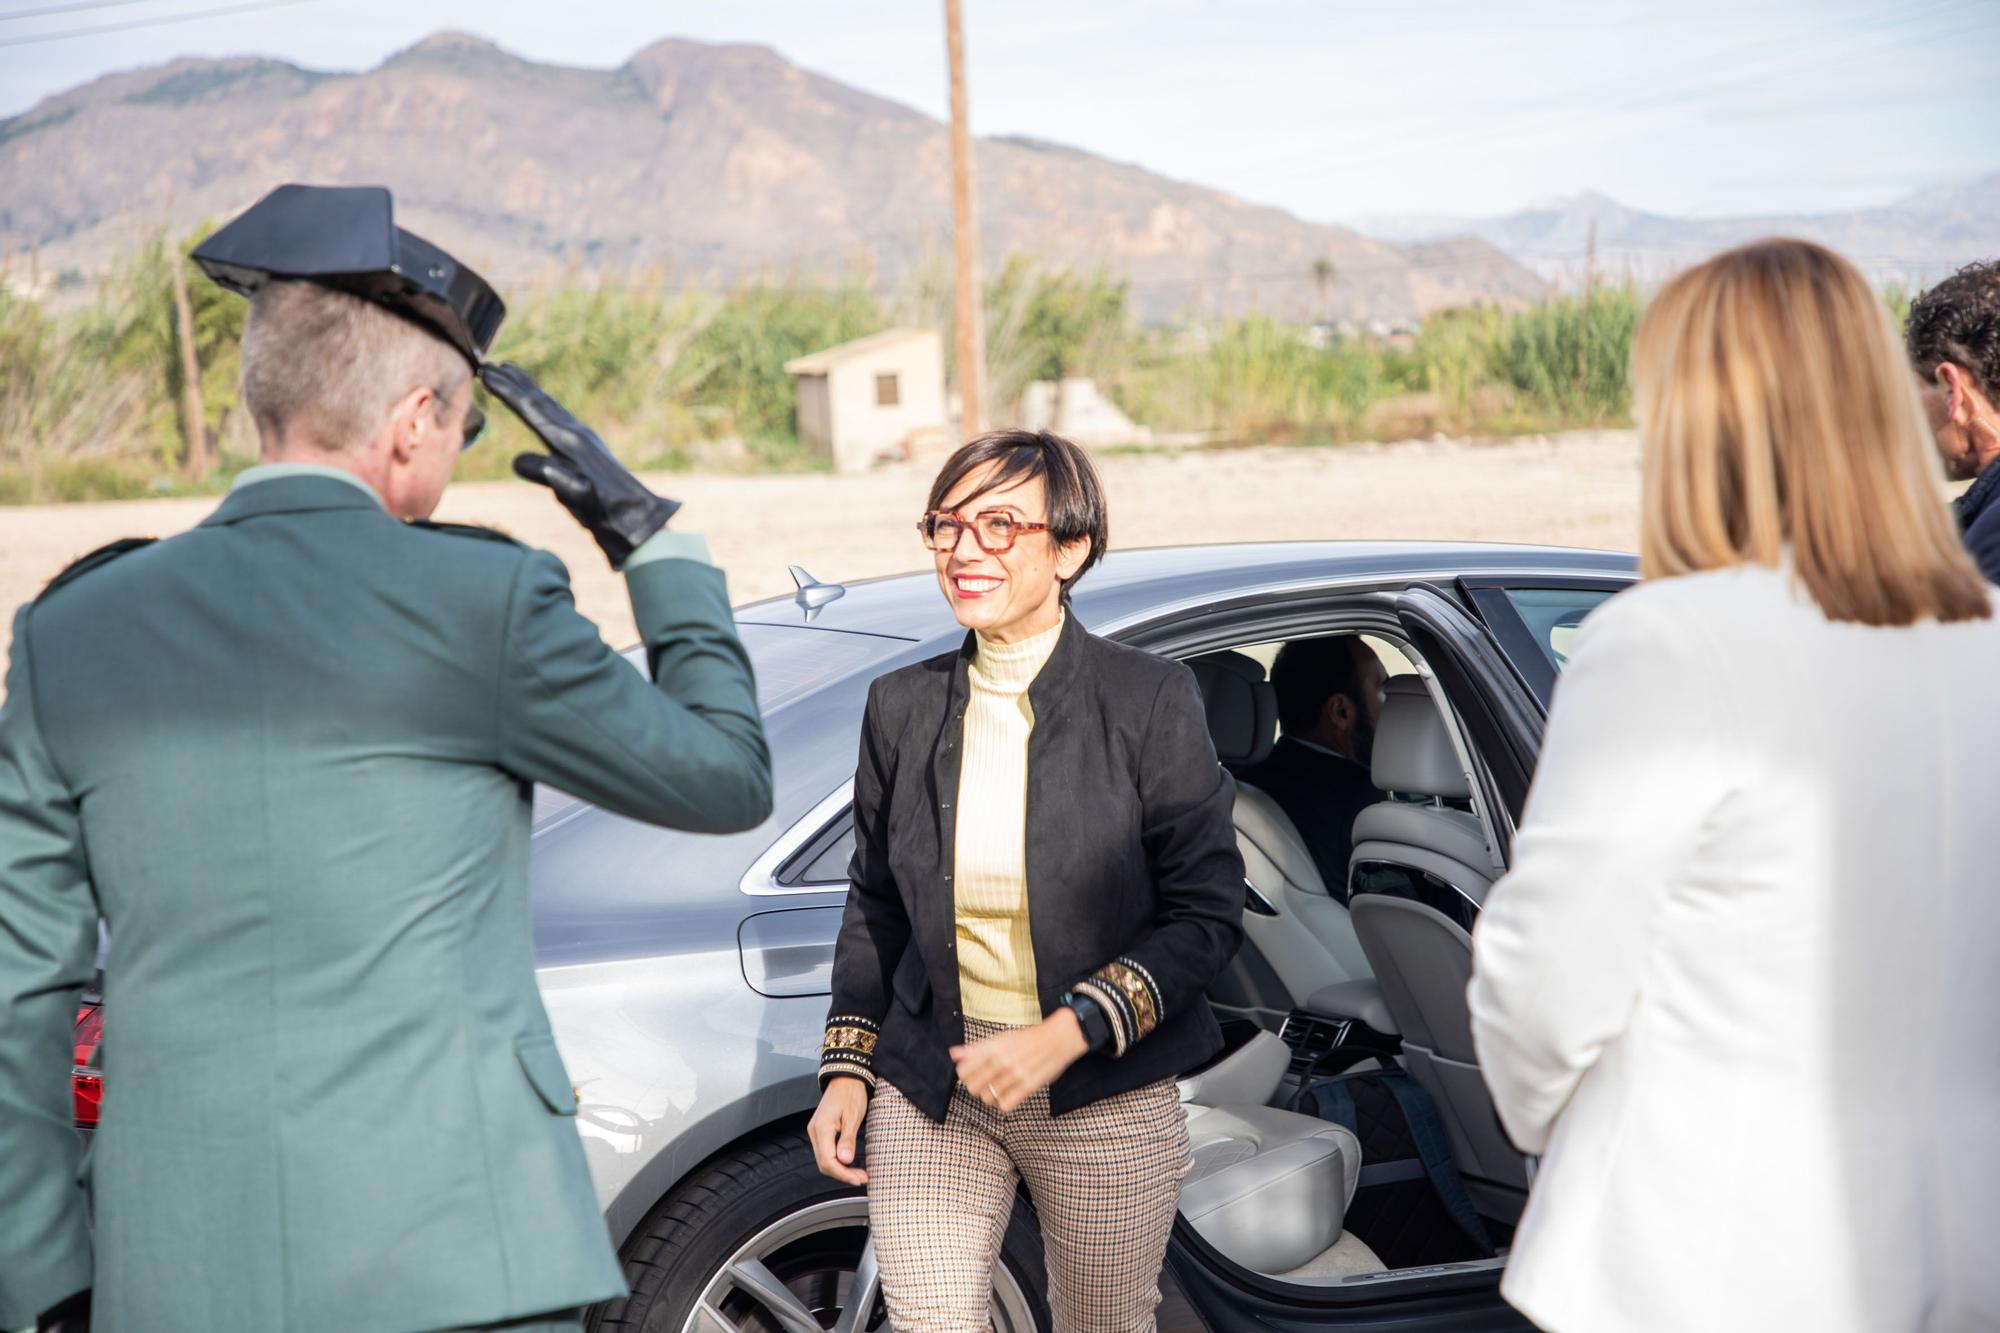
[2,228,1663,503]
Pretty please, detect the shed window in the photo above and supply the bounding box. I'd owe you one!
[875,372,900,407]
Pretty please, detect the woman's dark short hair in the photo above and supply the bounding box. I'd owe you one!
[926,430,1108,597]
[1907,260,2000,401]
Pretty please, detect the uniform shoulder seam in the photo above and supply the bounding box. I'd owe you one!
[405,519,526,548]
[36,537,158,603]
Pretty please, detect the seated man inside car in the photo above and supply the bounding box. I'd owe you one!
[1235,636,1387,901]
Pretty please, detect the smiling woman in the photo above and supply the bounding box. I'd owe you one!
[917,429,1110,642]
[807,429,1247,1332]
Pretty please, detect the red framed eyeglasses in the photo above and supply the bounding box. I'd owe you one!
[917,509,1052,554]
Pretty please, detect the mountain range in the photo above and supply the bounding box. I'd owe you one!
[0,31,1546,323]
[1350,176,2000,287]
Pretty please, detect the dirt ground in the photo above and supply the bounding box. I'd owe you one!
[0,430,1641,676]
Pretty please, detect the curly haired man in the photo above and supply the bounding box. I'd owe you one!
[1908,260,2000,580]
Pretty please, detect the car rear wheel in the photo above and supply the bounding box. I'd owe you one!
[590,1127,1049,1333]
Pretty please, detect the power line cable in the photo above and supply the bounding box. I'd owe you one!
[0,0,313,47]
[0,0,167,21]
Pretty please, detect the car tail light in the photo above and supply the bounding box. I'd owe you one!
[73,1003,102,1130]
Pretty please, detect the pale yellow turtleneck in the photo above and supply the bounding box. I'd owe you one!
[953,613,1064,1024]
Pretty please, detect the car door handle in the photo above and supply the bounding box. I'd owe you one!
[1244,879,1279,917]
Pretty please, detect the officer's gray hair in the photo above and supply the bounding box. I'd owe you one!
[240,279,468,455]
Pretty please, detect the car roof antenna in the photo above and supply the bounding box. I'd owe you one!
[789,565,846,622]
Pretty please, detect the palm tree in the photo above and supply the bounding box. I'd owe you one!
[1311,257,1337,321]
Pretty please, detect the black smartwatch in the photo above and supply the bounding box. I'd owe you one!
[1059,990,1114,1053]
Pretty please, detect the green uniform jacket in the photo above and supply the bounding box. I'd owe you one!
[0,476,772,1332]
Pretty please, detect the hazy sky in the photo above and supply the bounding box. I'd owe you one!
[2,0,1995,222]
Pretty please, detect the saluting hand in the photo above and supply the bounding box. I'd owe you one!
[479,361,681,568]
[952,1009,1091,1114]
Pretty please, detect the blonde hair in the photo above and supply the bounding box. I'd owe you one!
[1635,237,1990,625]
[240,279,467,455]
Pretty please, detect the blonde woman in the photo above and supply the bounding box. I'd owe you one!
[1467,239,2000,1333]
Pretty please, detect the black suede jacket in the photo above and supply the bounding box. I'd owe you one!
[819,613,1246,1122]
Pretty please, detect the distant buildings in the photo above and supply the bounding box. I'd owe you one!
[784,328,948,473]
[1018,376,1152,447]
[1309,318,1415,350]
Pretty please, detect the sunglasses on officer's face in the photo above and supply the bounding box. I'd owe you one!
[460,399,486,451]
[438,382,486,451]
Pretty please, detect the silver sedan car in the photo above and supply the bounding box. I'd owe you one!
[523,539,1632,1333]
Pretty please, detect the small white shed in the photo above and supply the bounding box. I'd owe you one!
[1019,376,1153,447]
[785,328,947,473]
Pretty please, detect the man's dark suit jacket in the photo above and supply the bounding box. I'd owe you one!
[1958,458,2000,584]
[1234,736,1380,901]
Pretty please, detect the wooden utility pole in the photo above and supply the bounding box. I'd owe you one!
[945,0,985,437]
[169,239,210,481]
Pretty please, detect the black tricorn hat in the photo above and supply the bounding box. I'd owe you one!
[191,184,505,367]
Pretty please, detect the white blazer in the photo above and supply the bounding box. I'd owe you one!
[1467,563,2000,1333]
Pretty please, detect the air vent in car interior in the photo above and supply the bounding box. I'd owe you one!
[1278,1011,1345,1076]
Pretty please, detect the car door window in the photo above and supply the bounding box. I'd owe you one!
[1500,587,1614,673]
[787,818,855,886]
[1461,579,1630,712]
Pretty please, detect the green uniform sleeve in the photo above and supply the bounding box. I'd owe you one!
[0,607,96,1329]
[497,550,773,833]
[620,529,712,569]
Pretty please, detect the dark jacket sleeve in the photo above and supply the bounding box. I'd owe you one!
[497,550,772,834]
[819,679,905,1089]
[0,608,96,1329]
[1965,506,2000,587]
[1071,664,1246,1056]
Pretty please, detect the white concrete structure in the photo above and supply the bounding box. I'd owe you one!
[785,328,948,473]
[1018,376,1153,447]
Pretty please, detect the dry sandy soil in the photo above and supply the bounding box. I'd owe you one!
[0,430,1641,679]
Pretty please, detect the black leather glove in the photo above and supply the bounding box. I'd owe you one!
[38,1288,90,1333]
[479,362,681,568]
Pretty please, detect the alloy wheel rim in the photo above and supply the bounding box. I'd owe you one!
[680,1196,1036,1333]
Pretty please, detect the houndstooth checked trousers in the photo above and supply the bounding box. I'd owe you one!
[865,1019,1193,1332]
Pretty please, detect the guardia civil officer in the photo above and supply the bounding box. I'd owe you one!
[0,185,773,1333]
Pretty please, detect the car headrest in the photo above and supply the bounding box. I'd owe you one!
[1370,675,1470,798]
[1188,650,1277,766]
